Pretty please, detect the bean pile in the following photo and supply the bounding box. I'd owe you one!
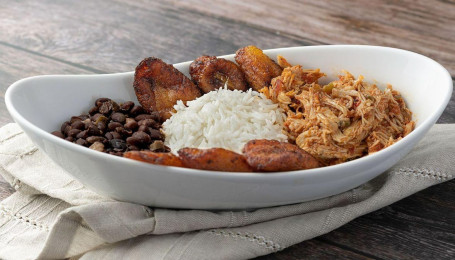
[51,98,169,156]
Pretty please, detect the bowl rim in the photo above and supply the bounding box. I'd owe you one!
[5,45,453,180]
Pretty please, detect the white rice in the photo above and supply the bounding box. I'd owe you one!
[162,88,287,153]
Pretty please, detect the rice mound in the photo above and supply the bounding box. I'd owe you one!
[162,88,287,153]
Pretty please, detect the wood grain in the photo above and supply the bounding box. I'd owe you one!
[0,43,96,125]
[0,0,311,73]
[319,182,455,259]
[0,1,454,259]
[258,239,375,260]
[167,0,455,76]
[438,85,455,124]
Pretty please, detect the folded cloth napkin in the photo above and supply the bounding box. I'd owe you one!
[0,123,453,260]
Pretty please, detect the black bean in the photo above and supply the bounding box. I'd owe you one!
[109,151,124,156]
[95,115,109,125]
[54,98,166,156]
[138,119,159,129]
[135,114,155,121]
[99,102,112,115]
[89,106,99,115]
[126,132,151,146]
[149,129,163,140]
[111,112,126,124]
[79,114,90,121]
[124,118,138,130]
[130,105,145,116]
[61,121,70,133]
[76,130,89,139]
[86,136,107,144]
[115,127,132,137]
[112,101,120,112]
[76,138,88,147]
[70,116,84,124]
[127,144,139,151]
[71,120,85,130]
[149,140,165,151]
[95,98,111,107]
[120,101,134,112]
[110,131,122,140]
[63,125,72,136]
[150,111,162,122]
[108,122,123,131]
[109,139,127,150]
[86,123,102,136]
[67,129,82,138]
[51,131,65,138]
[89,141,105,152]
[91,113,104,122]
[137,125,149,133]
[105,132,113,140]
[97,122,106,132]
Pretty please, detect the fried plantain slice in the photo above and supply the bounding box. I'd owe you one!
[124,150,184,167]
[178,147,253,172]
[133,57,202,120]
[235,46,283,91]
[189,56,248,93]
[242,139,321,172]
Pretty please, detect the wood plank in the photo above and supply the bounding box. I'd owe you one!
[257,180,455,259]
[257,239,375,260]
[0,0,311,73]
[167,0,455,76]
[0,43,94,126]
[0,1,454,258]
[318,180,455,259]
[437,82,455,124]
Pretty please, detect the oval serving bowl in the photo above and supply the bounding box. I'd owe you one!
[5,45,452,209]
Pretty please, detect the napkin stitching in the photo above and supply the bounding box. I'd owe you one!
[207,229,282,251]
[18,148,39,158]
[228,211,235,228]
[396,167,453,180]
[242,211,248,226]
[351,188,358,204]
[0,147,38,158]
[0,131,24,144]
[321,208,334,233]
[0,204,49,231]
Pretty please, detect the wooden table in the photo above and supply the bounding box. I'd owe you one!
[1,1,454,258]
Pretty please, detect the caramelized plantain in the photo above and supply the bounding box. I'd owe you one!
[124,150,184,167]
[242,139,321,172]
[235,46,283,91]
[178,148,253,172]
[133,57,201,120]
[189,56,248,93]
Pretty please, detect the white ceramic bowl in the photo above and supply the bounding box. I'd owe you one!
[5,45,452,209]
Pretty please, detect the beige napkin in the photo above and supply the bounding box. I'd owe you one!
[0,123,453,260]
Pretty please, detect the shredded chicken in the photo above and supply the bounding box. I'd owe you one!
[261,60,414,165]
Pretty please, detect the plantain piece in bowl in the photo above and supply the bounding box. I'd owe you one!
[178,147,253,172]
[124,150,185,167]
[242,139,321,172]
[133,57,202,120]
[189,56,248,93]
[235,45,283,91]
